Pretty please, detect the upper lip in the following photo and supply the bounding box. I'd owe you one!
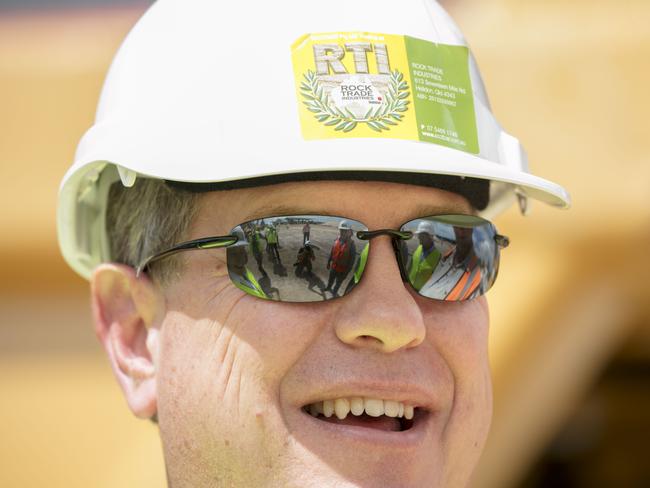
[297,380,439,412]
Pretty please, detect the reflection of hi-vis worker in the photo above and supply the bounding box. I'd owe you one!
[408,221,442,291]
[265,225,281,262]
[248,227,265,269]
[343,242,369,294]
[325,220,357,296]
[327,221,356,273]
[249,228,264,252]
[444,255,482,301]
[420,225,483,301]
[353,243,369,284]
[266,226,278,244]
[444,226,483,301]
[228,241,268,299]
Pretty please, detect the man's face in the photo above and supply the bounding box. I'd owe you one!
[156,181,492,487]
[417,231,434,249]
[454,227,474,265]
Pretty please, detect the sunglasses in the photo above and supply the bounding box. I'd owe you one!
[136,214,509,302]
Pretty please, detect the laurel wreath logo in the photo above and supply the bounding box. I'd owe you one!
[300,69,410,133]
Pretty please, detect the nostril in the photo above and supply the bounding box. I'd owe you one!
[358,335,383,346]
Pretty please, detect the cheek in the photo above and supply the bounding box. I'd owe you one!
[162,254,329,384]
[419,297,493,438]
[155,287,332,482]
[156,286,330,429]
[220,298,332,379]
[413,297,493,484]
[418,296,490,371]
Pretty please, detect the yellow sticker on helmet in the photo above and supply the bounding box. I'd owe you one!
[291,32,479,154]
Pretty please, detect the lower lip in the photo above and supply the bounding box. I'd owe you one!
[296,408,432,449]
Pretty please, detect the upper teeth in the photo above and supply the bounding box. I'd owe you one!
[306,397,415,420]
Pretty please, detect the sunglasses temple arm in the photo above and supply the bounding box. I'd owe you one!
[495,234,510,249]
[135,235,239,277]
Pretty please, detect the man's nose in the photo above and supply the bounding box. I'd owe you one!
[333,237,426,353]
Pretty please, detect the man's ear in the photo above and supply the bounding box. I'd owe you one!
[91,263,164,419]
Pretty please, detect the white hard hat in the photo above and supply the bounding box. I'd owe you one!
[338,220,352,231]
[415,221,435,235]
[57,0,570,279]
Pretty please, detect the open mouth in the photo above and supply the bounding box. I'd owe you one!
[302,397,423,432]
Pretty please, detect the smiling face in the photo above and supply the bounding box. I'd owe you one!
[154,180,492,487]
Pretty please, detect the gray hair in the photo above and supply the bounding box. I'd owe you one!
[105,178,199,285]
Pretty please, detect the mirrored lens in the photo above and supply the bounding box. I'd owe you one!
[227,215,368,302]
[397,215,499,301]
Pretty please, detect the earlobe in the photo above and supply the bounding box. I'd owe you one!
[91,263,164,420]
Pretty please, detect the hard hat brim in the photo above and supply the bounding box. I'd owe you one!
[58,123,570,280]
[68,120,570,210]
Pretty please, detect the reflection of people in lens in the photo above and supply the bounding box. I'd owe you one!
[474,226,496,292]
[324,221,356,297]
[302,222,311,245]
[265,223,281,263]
[294,240,315,277]
[452,226,473,266]
[344,242,369,294]
[248,225,266,273]
[227,244,268,299]
[444,226,482,301]
[407,221,442,291]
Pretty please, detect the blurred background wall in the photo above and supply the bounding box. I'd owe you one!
[0,0,648,487]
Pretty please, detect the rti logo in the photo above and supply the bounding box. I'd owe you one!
[297,35,409,133]
[313,43,391,75]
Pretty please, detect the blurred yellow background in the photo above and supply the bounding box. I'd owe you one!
[1,1,648,487]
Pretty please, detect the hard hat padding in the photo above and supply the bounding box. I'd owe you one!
[165,171,489,211]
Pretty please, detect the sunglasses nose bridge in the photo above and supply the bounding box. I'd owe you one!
[355,229,411,284]
[356,229,412,241]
